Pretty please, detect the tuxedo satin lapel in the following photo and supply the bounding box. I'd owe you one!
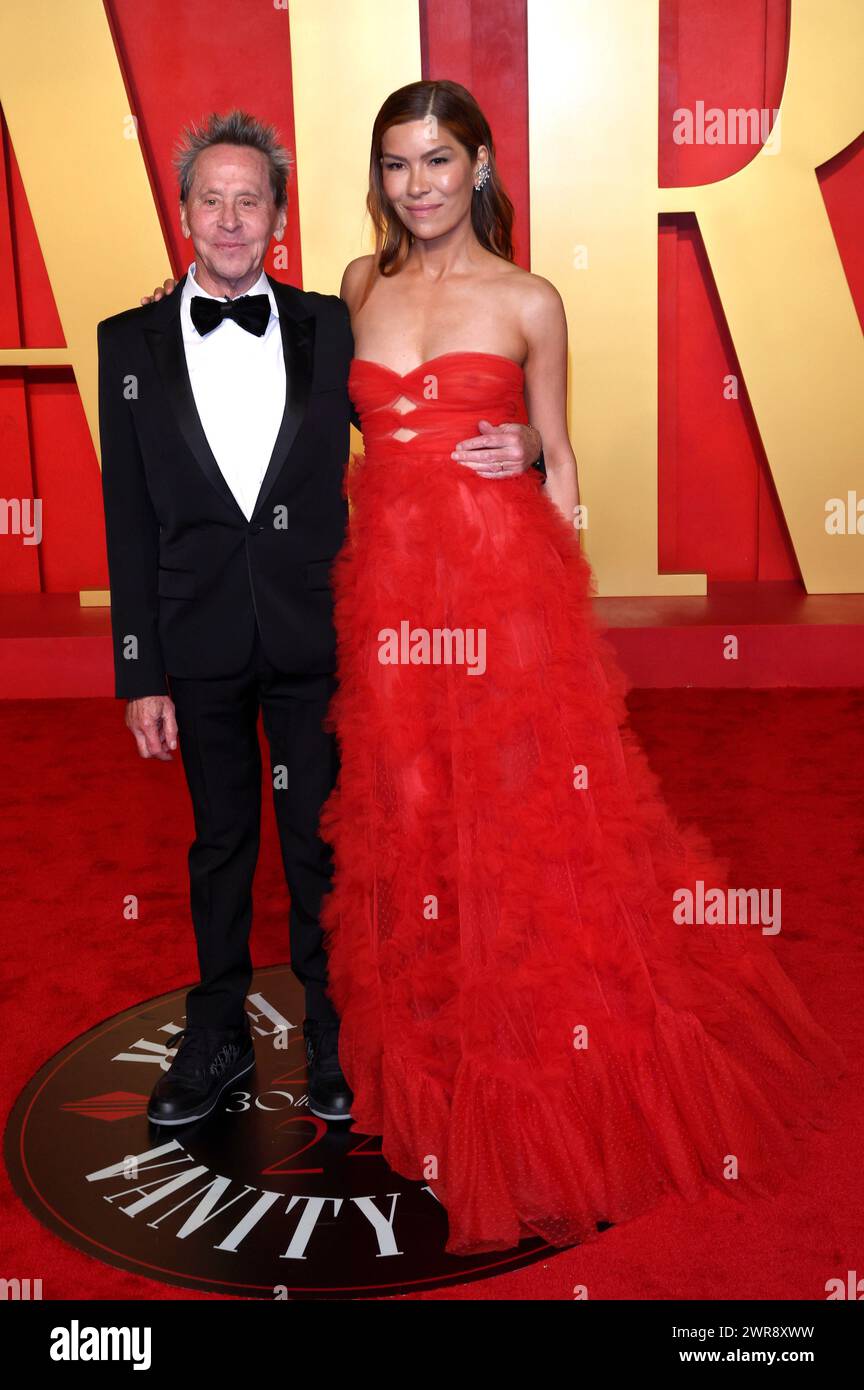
[250,284,315,522]
[143,283,245,518]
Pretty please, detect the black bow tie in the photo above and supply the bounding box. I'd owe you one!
[190,293,271,337]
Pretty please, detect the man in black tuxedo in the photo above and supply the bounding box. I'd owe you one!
[98,111,543,1130]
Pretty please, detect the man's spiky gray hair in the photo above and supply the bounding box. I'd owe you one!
[173,109,293,208]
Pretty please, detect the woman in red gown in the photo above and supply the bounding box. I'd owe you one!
[319,80,846,1255]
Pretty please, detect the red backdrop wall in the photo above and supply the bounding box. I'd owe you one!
[1,0,862,595]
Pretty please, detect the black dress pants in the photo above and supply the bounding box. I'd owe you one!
[168,623,340,1031]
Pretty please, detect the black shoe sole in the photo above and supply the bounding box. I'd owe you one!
[147,1052,256,1127]
[307,1101,353,1122]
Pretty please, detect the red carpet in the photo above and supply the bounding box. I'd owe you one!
[1,688,861,1300]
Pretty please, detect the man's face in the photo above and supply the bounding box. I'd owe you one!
[180,144,286,295]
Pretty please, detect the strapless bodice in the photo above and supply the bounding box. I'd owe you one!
[348,351,528,465]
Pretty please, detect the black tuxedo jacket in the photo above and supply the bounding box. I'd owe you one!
[97,273,357,699]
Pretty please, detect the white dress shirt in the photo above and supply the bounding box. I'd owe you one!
[180,260,286,521]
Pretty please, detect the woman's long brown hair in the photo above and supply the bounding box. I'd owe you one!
[359,80,515,308]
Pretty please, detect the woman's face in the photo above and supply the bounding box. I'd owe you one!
[380,119,487,241]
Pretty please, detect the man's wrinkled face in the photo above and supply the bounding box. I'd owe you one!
[180,143,286,295]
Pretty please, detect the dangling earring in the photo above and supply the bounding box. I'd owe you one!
[473,161,491,192]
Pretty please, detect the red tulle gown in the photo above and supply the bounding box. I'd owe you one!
[318,350,846,1256]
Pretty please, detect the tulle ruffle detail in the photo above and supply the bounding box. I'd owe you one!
[319,355,847,1254]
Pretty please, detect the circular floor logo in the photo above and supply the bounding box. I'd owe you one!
[5,967,556,1298]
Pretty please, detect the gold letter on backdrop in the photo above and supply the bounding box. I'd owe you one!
[288,0,420,292]
[0,0,170,454]
[2,0,861,594]
[529,0,864,594]
[287,0,420,475]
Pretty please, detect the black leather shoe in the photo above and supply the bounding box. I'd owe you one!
[304,1019,353,1122]
[148,1023,255,1126]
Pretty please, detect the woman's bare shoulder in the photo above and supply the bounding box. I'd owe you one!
[340,255,377,310]
[492,263,565,336]
[495,262,562,303]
